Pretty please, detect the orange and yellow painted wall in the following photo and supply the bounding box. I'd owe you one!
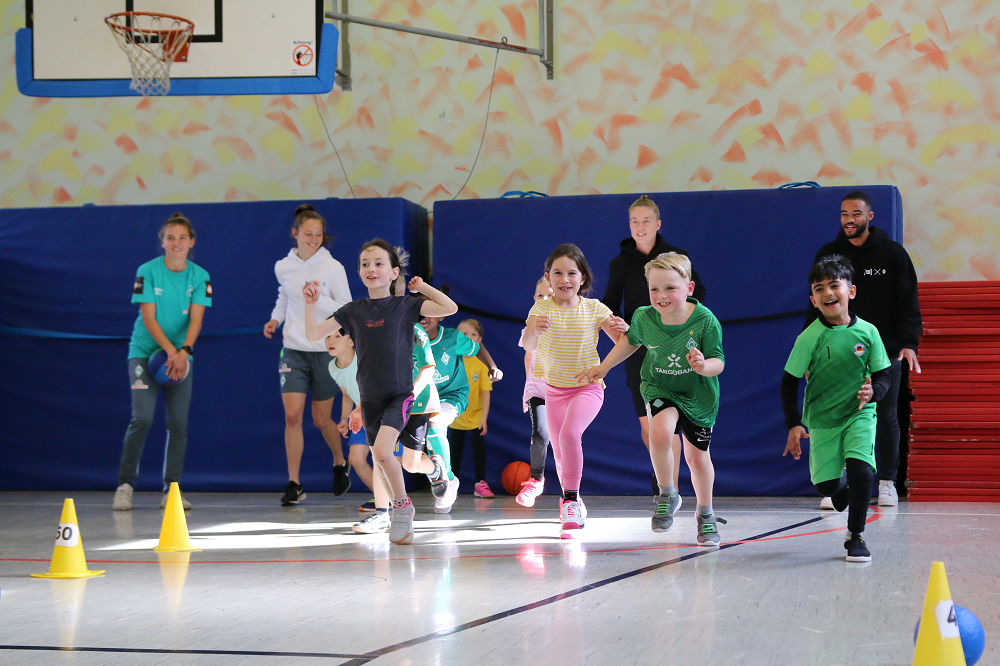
[1,0,999,280]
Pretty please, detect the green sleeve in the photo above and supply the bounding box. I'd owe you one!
[131,262,155,304]
[454,330,480,357]
[702,314,724,363]
[868,327,891,373]
[413,324,434,370]
[626,308,646,347]
[784,326,818,378]
[192,267,212,307]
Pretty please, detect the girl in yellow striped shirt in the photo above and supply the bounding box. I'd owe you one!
[523,244,627,537]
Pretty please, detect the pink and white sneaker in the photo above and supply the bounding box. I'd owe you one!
[559,496,587,522]
[516,477,544,507]
[474,480,495,498]
[560,500,585,538]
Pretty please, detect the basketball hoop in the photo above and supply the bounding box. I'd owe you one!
[105,12,195,96]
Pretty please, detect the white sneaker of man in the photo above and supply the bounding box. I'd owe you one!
[877,480,899,507]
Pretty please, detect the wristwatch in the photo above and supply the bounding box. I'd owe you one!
[181,345,194,356]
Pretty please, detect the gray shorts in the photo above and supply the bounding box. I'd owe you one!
[279,348,339,401]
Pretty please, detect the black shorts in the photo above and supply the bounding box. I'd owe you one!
[361,393,412,447]
[624,348,647,418]
[645,397,713,451]
[399,413,430,452]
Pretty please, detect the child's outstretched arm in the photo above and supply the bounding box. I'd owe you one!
[576,335,640,383]
[686,347,724,377]
[522,314,549,352]
[411,277,458,317]
[780,371,808,460]
[303,281,344,342]
[475,342,503,382]
[600,314,629,342]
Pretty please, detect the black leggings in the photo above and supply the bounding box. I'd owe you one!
[528,397,550,480]
[815,458,874,534]
[448,427,486,482]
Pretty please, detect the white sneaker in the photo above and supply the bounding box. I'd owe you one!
[560,500,585,538]
[819,496,835,510]
[878,480,898,507]
[113,483,133,511]
[389,500,415,545]
[161,493,192,510]
[435,477,460,514]
[353,512,390,534]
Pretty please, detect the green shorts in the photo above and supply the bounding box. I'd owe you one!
[806,410,877,485]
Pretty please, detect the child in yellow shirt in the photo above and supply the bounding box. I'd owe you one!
[448,319,495,498]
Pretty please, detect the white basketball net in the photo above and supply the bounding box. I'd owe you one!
[105,13,194,96]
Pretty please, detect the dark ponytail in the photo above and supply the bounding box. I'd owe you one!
[159,212,195,242]
[293,204,333,247]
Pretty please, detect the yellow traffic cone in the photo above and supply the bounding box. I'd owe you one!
[154,482,200,552]
[913,561,967,666]
[31,498,105,579]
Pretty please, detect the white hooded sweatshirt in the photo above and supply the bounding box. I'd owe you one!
[270,246,352,352]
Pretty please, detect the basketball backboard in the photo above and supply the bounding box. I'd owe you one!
[17,0,336,96]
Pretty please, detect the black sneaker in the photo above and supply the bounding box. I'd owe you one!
[281,481,306,506]
[844,533,871,562]
[428,455,448,498]
[333,463,352,496]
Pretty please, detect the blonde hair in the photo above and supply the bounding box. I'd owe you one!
[629,194,659,219]
[535,276,549,286]
[644,252,692,281]
[459,319,484,339]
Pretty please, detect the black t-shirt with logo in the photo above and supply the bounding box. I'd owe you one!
[334,295,425,401]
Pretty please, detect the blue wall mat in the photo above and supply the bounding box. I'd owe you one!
[0,197,427,491]
[433,186,902,497]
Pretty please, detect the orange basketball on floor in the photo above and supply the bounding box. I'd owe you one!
[501,461,532,495]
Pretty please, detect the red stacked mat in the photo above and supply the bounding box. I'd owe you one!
[908,280,1000,501]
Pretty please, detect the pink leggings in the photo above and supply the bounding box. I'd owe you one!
[545,383,605,492]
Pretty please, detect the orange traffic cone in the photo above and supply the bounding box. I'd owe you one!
[154,482,200,552]
[913,561,967,666]
[31,498,105,579]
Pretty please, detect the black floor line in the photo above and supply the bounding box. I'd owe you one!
[0,516,824,663]
[340,516,825,665]
[0,645,370,659]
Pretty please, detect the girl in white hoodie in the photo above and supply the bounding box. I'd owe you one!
[264,204,354,506]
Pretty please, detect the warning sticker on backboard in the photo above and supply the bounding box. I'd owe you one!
[291,40,315,75]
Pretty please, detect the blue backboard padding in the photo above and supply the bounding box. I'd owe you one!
[433,186,903,496]
[16,23,338,97]
[0,197,427,491]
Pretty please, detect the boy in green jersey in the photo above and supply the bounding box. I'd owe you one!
[579,253,725,544]
[782,255,891,563]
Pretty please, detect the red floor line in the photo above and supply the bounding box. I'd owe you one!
[1,509,881,566]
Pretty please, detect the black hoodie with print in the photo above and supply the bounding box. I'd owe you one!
[806,225,922,358]
[602,233,706,324]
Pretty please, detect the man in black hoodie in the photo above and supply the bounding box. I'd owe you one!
[603,195,706,492]
[808,190,922,508]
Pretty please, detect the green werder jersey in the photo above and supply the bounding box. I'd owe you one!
[627,300,724,427]
[784,315,891,429]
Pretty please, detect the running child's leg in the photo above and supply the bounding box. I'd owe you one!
[371,425,406,498]
[348,443,374,491]
[527,397,549,481]
[447,427,467,479]
[311,397,347,467]
[353,456,392,534]
[844,457,874,534]
[472,429,486,483]
[684,439,715,512]
[547,384,604,494]
[647,406,680,495]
